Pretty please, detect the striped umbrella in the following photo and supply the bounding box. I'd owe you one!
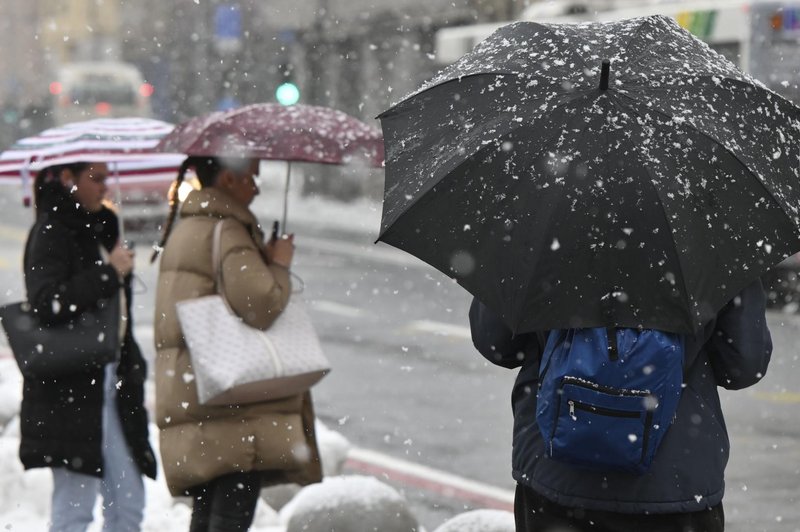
[0,117,185,206]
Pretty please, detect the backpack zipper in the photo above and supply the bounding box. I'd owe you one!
[562,375,650,397]
[550,378,649,438]
[567,399,641,419]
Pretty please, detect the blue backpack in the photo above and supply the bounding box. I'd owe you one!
[536,327,684,475]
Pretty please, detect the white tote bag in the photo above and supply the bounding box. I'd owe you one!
[176,220,330,406]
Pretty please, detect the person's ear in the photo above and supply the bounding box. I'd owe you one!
[59,169,75,189]
[217,169,236,189]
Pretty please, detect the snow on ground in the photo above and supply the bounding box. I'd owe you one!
[0,168,393,530]
[0,352,446,532]
[0,354,281,530]
[0,176,513,531]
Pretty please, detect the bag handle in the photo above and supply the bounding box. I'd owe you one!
[210,219,236,315]
[211,219,225,290]
[211,218,305,302]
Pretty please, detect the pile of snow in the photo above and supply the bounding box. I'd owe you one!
[281,475,419,532]
[0,354,419,532]
[0,358,22,429]
[433,509,515,532]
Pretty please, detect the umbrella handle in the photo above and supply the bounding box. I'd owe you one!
[281,161,291,233]
[112,161,126,245]
[21,157,33,208]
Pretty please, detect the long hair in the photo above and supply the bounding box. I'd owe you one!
[33,162,89,215]
[150,156,222,263]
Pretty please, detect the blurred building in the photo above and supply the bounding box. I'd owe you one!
[0,1,49,146]
[38,0,121,63]
[115,0,538,120]
[0,0,127,145]
[114,0,534,199]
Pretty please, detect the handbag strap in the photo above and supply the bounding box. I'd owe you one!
[211,218,305,300]
[210,219,237,314]
[211,219,225,288]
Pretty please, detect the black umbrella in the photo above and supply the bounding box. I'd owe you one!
[377,15,800,335]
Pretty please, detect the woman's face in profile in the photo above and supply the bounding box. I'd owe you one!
[62,163,109,213]
[226,158,260,207]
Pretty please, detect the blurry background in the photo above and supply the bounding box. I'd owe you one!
[1,0,799,202]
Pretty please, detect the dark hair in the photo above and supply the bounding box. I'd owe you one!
[33,162,90,214]
[193,157,223,188]
[150,156,223,262]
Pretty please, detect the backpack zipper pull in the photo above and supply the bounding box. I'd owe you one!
[568,400,577,421]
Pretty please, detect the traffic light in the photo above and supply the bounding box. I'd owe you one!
[275,81,300,106]
[275,61,300,106]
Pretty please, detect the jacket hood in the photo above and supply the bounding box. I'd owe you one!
[180,187,265,242]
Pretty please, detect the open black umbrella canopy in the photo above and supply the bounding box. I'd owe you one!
[377,15,800,334]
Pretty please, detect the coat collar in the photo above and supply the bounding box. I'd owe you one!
[36,179,119,250]
[180,187,265,242]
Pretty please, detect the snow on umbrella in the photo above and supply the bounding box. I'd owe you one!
[0,117,185,206]
[156,102,384,230]
[377,15,800,334]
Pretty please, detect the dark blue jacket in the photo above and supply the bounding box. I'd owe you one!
[469,279,771,513]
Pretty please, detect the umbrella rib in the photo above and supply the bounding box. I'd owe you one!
[606,95,695,324]
[613,89,795,230]
[501,92,604,330]
[617,17,662,71]
[531,23,590,72]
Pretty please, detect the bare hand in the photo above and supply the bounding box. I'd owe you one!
[109,243,134,278]
[264,234,295,268]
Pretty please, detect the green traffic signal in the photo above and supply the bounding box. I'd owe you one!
[276,82,300,106]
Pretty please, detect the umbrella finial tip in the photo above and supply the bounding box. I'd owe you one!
[600,59,611,91]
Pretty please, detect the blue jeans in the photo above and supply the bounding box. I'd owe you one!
[49,364,145,532]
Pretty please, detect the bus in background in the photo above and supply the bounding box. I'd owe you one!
[435,0,800,103]
[49,61,154,125]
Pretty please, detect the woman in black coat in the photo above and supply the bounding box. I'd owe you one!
[21,162,157,531]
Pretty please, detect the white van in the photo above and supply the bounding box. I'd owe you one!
[49,61,153,125]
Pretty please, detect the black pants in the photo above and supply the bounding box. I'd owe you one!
[515,484,725,532]
[189,471,262,532]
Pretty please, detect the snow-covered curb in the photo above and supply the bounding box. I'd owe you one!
[0,356,509,532]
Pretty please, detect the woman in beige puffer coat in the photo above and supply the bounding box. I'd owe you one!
[153,156,321,531]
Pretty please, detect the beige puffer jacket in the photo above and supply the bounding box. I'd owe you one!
[154,187,322,495]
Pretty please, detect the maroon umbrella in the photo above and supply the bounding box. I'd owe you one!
[156,103,384,167]
[156,103,384,233]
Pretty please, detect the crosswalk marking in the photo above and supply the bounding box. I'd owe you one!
[311,299,472,340]
[310,299,365,318]
[407,319,472,340]
[749,390,800,404]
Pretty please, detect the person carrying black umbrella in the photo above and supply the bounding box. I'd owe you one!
[375,15,795,532]
[470,280,771,532]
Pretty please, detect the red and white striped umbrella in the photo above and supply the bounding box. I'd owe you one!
[0,117,185,205]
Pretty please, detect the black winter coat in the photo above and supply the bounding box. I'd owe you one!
[20,181,157,479]
[470,279,771,514]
